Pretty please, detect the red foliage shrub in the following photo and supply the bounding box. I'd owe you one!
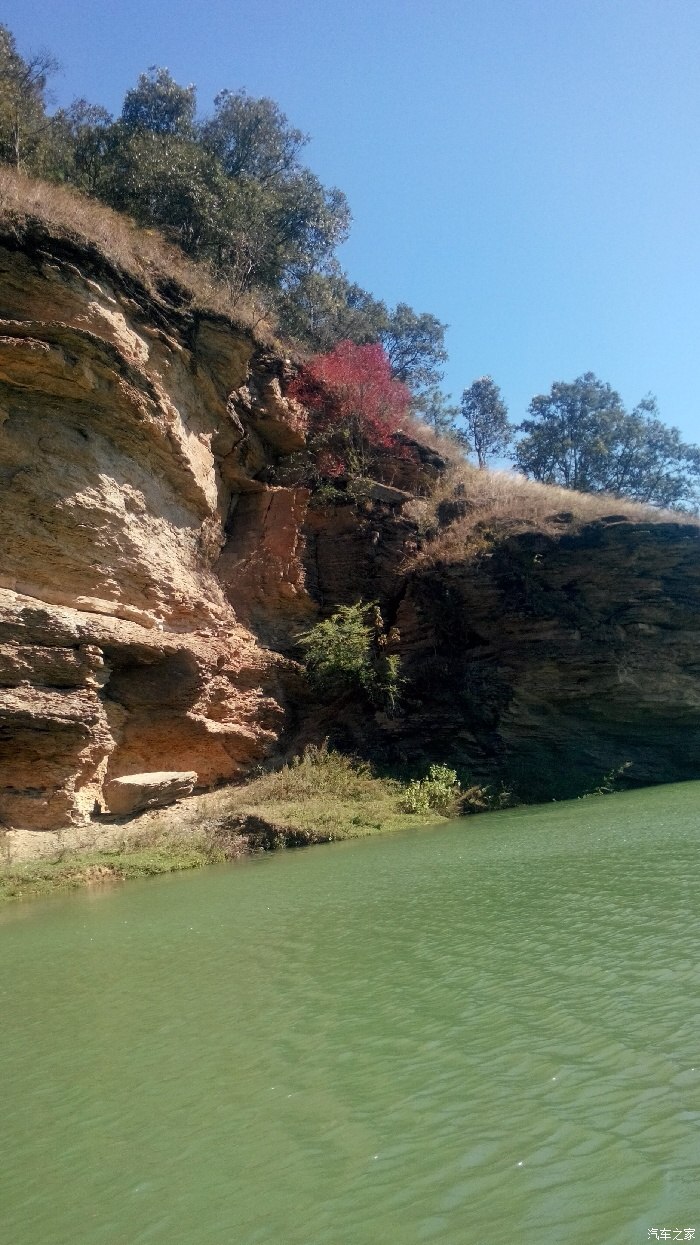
[288,341,412,477]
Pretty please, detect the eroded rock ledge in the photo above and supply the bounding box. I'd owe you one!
[0,227,312,831]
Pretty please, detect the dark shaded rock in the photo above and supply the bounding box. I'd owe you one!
[437,497,472,526]
[389,520,700,799]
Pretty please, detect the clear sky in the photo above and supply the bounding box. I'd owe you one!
[4,0,700,438]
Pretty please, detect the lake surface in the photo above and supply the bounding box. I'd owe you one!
[1,783,699,1244]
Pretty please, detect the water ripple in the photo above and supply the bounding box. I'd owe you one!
[1,782,699,1243]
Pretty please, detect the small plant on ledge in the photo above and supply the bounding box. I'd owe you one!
[297,600,402,712]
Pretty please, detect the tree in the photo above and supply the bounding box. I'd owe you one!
[413,386,461,438]
[270,169,350,281]
[0,24,57,171]
[99,126,224,256]
[378,303,448,396]
[275,269,387,351]
[200,89,307,184]
[460,376,511,466]
[288,341,412,477]
[121,67,196,137]
[48,99,112,191]
[515,373,700,508]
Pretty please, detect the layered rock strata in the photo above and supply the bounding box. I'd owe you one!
[3,223,700,835]
[386,518,700,799]
[0,226,310,831]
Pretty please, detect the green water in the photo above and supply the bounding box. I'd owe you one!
[2,784,700,1245]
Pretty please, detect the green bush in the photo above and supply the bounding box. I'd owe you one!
[398,766,503,817]
[297,602,402,711]
[399,764,462,816]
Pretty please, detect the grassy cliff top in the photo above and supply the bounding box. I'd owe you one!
[0,168,283,349]
[403,459,700,568]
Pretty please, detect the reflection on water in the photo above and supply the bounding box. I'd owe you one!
[1,782,699,1244]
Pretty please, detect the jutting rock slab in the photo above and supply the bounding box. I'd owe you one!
[104,772,198,817]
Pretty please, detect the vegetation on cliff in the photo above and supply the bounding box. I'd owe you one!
[3,19,698,511]
[298,602,402,712]
[287,341,413,479]
[0,25,447,406]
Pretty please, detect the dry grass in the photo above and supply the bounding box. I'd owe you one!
[218,743,432,839]
[0,168,282,344]
[399,411,466,464]
[405,459,699,567]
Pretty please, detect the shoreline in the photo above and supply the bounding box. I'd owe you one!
[0,761,458,904]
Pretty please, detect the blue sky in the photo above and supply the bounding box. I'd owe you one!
[4,0,700,438]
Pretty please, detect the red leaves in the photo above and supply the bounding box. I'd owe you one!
[288,341,412,476]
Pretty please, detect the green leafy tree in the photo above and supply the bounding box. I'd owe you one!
[413,386,461,437]
[269,170,350,282]
[200,88,307,183]
[121,67,196,137]
[460,376,511,467]
[100,126,224,256]
[198,86,350,289]
[0,24,57,171]
[298,602,401,710]
[379,303,448,396]
[48,99,112,191]
[211,173,350,292]
[275,269,387,350]
[515,373,700,508]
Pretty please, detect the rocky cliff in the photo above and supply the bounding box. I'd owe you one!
[2,221,700,834]
[392,518,700,799]
[293,494,700,801]
[0,222,313,831]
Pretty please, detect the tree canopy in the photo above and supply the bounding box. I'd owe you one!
[460,376,511,467]
[0,28,353,304]
[378,304,448,395]
[515,373,700,509]
[121,68,196,137]
[200,89,307,183]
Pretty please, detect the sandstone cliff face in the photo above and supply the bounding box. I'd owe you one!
[3,225,700,835]
[0,227,311,830]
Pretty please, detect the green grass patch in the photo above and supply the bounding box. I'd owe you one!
[0,841,219,902]
[0,745,470,904]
